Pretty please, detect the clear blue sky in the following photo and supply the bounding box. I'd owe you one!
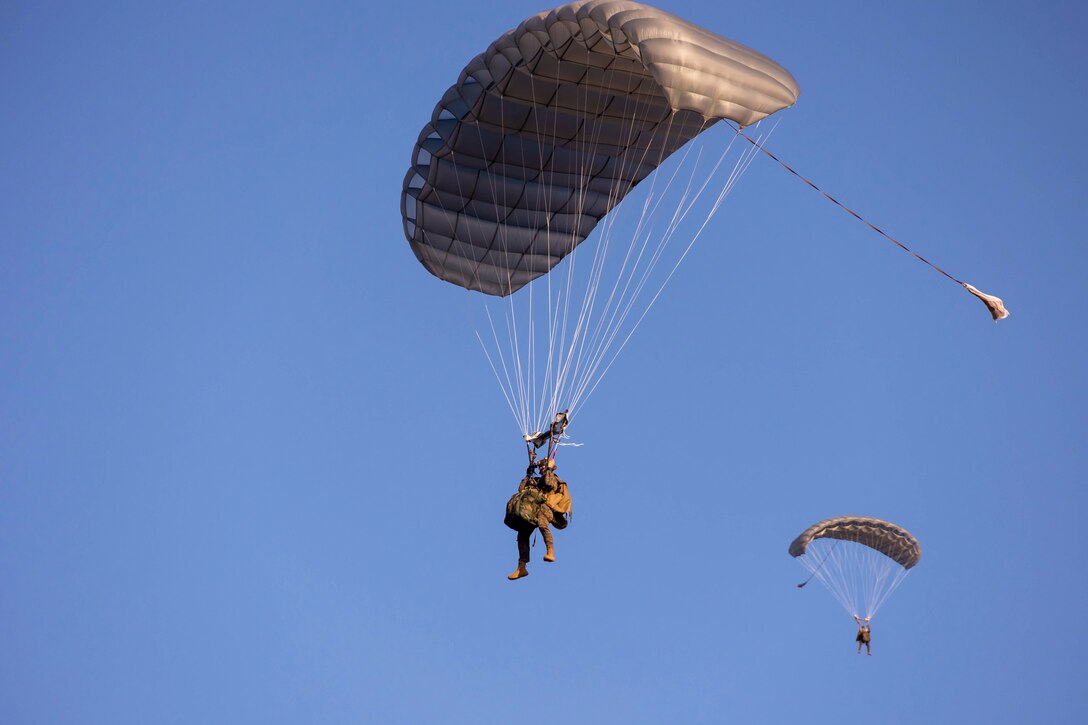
[2,1,1086,723]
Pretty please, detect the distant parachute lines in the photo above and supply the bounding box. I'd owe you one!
[790,515,921,621]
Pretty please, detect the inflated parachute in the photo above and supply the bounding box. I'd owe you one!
[790,516,920,620]
[402,0,798,296]
[401,1,799,444]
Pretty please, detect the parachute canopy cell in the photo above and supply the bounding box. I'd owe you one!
[401,0,800,296]
[789,516,922,570]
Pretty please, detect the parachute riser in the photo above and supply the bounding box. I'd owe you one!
[523,409,570,464]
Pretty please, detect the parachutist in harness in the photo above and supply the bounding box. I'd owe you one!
[854,615,871,656]
[505,456,572,581]
[790,517,919,653]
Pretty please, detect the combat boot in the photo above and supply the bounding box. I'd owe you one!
[543,547,555,562]
[507,562,529,580]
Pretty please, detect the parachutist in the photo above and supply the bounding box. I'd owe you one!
[854,615,872,656]
[790,516,919,651]
[504,458,572,580]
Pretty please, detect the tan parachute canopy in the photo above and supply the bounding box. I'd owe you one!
[789,515,922,570]
[401,0,800,296]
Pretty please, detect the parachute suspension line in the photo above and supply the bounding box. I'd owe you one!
[416,113,526,428]
[504,298,529,435]
[869,557,909,617]
[561,55,719,426]
[799,538,912,621]
[802,540,857,616]
[529,50,562,438]
[569,116,689,388]
[456,83,535,437]
[566,113,707,413]
[404,7,813,449]
[528,40,631,435]
[475,39,777,440]
[508,89,538,437]
[557,42,626,428]
[534,45,581,434]
[549,48,641,428]
[501,43,591,435]
[536,48,580,439]
[429,155,531,433]
[567,128,703,412]
[476,278,530,437]
[570,122,768,413]
[797,539,839,588]
[429,129,536,435]
[476,312,525,434]
[533,47,668,433]
[560,111,683,422]
[728,123,1009,321]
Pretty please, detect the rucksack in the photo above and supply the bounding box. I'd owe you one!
[504,486,546,532]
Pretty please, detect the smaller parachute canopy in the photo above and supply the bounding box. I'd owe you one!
[789,516,922,570]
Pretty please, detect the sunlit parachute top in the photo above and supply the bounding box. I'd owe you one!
[789,515,922,570]
[401,0,800,296]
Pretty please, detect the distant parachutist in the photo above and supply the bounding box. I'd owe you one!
[854,615,872,656]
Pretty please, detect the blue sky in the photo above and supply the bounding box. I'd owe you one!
[2,1,1086,722]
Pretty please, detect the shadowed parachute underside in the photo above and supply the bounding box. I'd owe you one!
[401,0,800,296]
[789,516,922,570]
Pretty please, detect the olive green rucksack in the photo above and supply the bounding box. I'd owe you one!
[504,486,546,532]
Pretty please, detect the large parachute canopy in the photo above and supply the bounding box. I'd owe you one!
[401,1,799,439]
[402,0,799,296]
[790,516,921,620]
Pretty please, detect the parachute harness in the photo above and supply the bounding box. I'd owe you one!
[729,123,1009,321]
